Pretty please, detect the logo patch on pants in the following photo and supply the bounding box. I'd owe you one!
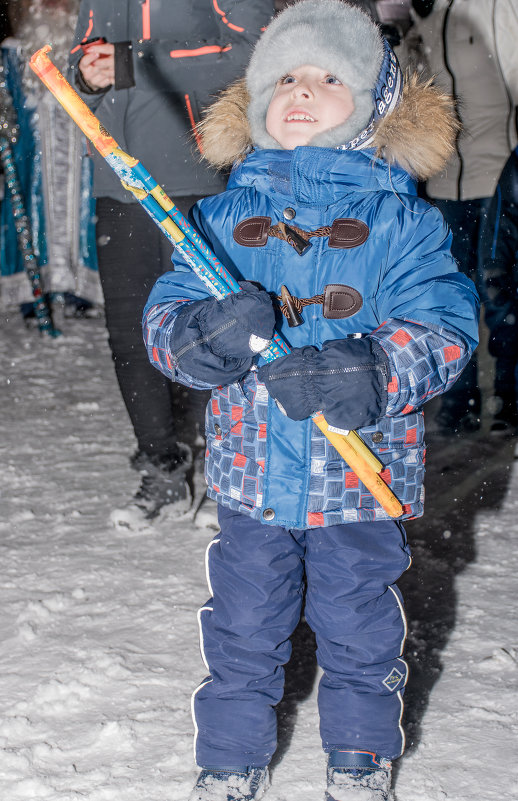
[382,667,404,692]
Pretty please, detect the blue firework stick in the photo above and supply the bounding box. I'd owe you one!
[121,160,290,362]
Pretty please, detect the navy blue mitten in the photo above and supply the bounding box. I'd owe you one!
[170,281,275,385]
[257,337,389,429]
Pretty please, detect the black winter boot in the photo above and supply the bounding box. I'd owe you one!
[326,750,393,801]
[489,395,518,435]
[132,448,192,516]
[189,766,269,801]
[110,446,193,529]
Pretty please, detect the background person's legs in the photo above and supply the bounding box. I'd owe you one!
[490,355,518,433]
[96,196,209,515]
[433,197,490,433]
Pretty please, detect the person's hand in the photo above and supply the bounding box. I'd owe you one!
[258,337,389,429]
[170,282,276,386]
[78,43,115,90]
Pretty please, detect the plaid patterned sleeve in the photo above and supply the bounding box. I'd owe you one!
[370,318,474,416]
[142,299,214,390]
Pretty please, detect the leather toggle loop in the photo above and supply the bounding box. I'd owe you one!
[233,217,369,253]
[323,284,363,318]
[329,218,369,248]
[277,284,363,320]
[269,221,326,255]
[233,216,271,247]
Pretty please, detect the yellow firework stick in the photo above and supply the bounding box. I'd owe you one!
[312,415,402,518]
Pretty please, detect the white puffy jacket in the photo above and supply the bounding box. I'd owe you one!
[413,0,518,200]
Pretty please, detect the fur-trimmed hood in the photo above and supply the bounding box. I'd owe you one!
[246,0,390,151]
[197,73,459,182]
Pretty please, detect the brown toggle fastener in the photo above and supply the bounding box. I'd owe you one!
[281,222,313,256]
[276,285,362,321]
[280,285,304,327]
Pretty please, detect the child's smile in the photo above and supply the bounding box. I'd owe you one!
[285,111,316,122]
[265,64,355,149]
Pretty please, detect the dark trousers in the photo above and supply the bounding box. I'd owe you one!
[96,196,208,459]
[433,197,490,419]
[193,506,412,767]
[493,356,518,421]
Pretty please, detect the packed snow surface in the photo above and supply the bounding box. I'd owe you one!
[1,311,517,800]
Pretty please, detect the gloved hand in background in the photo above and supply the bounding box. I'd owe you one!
[258,337,389,430]
[170,281,275,386]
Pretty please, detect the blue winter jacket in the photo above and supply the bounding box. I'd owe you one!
[143,145,479,528]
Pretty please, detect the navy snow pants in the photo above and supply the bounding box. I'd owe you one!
[192,506,412,768]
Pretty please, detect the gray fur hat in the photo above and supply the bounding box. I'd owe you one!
[246,0,402,150]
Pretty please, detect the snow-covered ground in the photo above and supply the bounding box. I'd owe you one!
[1,309,517,801]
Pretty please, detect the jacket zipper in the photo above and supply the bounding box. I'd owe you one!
[184,94,204,153]
[267,364,386,380]
[173,319,236,361]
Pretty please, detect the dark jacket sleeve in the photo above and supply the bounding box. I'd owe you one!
[479,147,518,346]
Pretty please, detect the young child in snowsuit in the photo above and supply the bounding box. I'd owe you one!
[143,2,479,799]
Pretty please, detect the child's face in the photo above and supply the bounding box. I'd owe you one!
[265,64,355,150]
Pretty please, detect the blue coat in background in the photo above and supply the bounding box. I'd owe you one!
[0,43,100,309]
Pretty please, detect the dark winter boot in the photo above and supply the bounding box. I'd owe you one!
[110,446,193,529]
[326,750,393,801]
[489,396,518,435]
[189,766,269,801]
